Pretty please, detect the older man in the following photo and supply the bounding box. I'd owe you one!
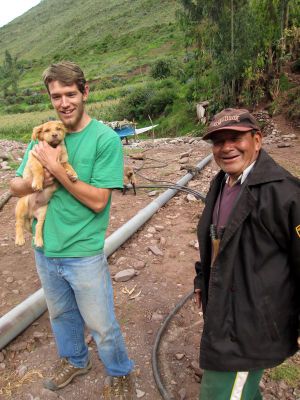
[194,108,299,400]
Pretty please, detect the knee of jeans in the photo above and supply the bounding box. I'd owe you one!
[90,321,121,344]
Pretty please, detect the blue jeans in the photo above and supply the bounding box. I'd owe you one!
[34,251,134,376]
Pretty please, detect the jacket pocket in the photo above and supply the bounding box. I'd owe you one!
[262,296,280,341]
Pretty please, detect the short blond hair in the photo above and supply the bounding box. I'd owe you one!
[42,61,86,94]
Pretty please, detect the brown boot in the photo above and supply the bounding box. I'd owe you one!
[102,373,136,399]
[43,358,92,391]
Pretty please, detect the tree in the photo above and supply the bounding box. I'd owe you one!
[0,50,23,97]
[177,0,299,107]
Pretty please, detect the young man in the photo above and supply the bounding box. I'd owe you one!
[194,108,300,400]
[10,61,135,399]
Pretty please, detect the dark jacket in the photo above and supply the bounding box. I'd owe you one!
[195,149,300,371]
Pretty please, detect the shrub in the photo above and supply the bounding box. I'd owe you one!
[150,59,172,80]
[114,85,177,121]
[144,88,177,117]
[114,87,153,120]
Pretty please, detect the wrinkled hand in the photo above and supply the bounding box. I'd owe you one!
[32,141,62,174]
[194,289,202,309]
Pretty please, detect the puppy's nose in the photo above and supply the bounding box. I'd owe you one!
[52,133,58,138]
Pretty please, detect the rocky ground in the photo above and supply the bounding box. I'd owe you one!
[0,112,299,400]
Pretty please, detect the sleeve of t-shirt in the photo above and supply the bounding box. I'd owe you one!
[90,131,124,189]
[16,141,35,177]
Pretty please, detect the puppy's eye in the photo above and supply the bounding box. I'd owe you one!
[44,129,50,133]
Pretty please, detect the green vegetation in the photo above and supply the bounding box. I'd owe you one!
[269,362,300,387]
[0,0,299,141]
[177,0,300,110]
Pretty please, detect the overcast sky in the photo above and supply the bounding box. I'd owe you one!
[0,0,41,28]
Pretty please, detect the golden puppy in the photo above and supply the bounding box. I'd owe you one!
[123,165,137,195]
[15,121,77,247]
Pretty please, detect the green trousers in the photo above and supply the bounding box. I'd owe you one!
[199,369,264,400]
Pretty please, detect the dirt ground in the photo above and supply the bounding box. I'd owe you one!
[0,115,299,400]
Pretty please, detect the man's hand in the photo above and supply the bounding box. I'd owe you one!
[194,288,202,309]
[32,141,62,175]
[43,168,55,188]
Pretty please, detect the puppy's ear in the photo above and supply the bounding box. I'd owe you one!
[32,125,43,141]
[58,122,67,134]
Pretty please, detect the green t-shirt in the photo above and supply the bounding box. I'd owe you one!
[16,119,124,257]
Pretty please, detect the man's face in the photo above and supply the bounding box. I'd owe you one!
[48,81,89,132]
[211,130,262,180]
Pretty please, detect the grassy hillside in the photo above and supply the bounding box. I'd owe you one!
[0,0,183,87]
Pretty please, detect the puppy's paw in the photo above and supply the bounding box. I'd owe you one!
[32,180,43,192]
[34,236,44,248]
[15,236,25,246]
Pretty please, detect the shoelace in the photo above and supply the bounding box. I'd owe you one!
[52,359,75,380]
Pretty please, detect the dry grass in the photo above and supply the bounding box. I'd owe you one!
[0,369,43,398]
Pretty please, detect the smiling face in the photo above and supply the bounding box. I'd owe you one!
[211,130,262,183]
[48,81,90,132]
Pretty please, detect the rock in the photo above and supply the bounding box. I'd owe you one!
[175,353,185,360]
[116,257,127,265]
[9,341,28,352]
[148,190,158,197]
[133,260,146,270]
[0,363,5,370]
[33,331,45,340]
[178,388,187,400]
[180,151,190,159]
[148,245,163,256]
[147,227,156,234]
[154,225,164,231]
[189,240,199,249]
[160,237,166,246]
[0,352,4,362]
[16,364,28,377]
[151,312,164,322]
[114,269,136,282]
[179,157,189,164]
[136,389,145,398]
[186,194,198,202]
[0,152,9,161]
[144,233,153,238]
[277,143,291,148]
[6,276,14,283]
[281,134,297,139]
[190,360,204,377]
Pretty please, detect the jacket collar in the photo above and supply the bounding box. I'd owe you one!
[247,149,288,186]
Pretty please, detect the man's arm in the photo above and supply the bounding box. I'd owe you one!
[32,141,111,213]
[10,169,56,197]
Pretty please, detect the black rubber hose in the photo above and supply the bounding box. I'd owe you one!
[151,290,194,400]
[136,184,206,201]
